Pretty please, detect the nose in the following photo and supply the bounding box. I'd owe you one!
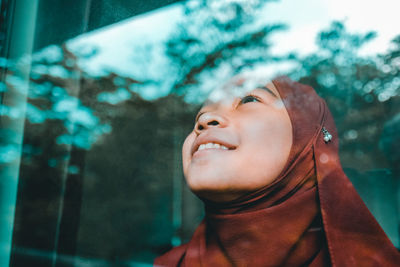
[195,111,228,134]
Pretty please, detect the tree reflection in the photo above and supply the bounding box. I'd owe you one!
[165,0,288,99]
[288,21,400,174]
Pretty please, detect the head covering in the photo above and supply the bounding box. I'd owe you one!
[154,77,400,266]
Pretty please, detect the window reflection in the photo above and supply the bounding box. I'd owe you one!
[0,0,399,266]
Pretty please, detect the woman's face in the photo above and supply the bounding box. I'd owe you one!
[182,82,292,202]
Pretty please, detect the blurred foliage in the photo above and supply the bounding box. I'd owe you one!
[166,0,287,98]
[289,21,400,171]
[2,43,200,264]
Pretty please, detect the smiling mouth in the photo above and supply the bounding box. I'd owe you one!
[195,142,236,154]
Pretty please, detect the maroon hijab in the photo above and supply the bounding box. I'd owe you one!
[154,77,400,266]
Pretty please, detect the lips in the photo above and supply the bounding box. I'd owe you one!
[198,142,229,151]
[191,132,238,156]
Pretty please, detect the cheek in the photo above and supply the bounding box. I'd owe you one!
[241,114,292,177]
[182,132,196,174]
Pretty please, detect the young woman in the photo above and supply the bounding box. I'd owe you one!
[154,76,400,266]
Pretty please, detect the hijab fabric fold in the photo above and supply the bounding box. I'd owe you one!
[154,77,400,266]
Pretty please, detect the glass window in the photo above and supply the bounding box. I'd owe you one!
[1,0,399,266]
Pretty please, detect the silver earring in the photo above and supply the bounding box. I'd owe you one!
[322,127,332,143]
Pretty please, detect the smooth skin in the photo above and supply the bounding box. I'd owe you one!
[182,82,293,202]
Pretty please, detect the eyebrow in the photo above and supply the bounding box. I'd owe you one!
[257,86,278,98]
[195,85,279,121]
[195,111,204,122]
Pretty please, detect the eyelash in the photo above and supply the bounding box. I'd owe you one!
[195,94,261,123]
[238,94,261,106]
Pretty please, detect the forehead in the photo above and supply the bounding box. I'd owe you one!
[203,81,281,106]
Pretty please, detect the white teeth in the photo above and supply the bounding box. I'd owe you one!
[197,142,229,151]
[205,143,213,149]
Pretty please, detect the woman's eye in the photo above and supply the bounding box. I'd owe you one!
[239,95,260,105]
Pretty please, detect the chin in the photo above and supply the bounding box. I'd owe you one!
[186,174,221,193]
[185,172,242,202]
[186,164,227,188]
